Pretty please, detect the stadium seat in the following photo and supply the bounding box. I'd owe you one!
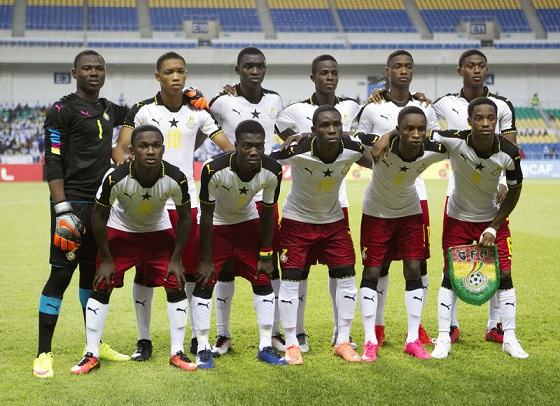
[335,0,415,33]
[88,0,138,31]
[0,1,14,30]
[26,0,84,31]
[268,0,336,32]
[533,0,560,32]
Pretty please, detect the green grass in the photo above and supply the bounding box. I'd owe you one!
[1,179,559,405]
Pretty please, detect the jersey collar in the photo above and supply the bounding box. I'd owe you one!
[466,132,500,158]
[310,137,344,162]
[310,93,342,106]
[382,92,414,108]
[235,84,264,103]
[389,135,425,162]
[129,161,166,186]
[154,91,187,113]
[458,86,490,101]
[228,151,262,175]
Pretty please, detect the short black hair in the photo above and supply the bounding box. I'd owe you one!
[467,97,497,117]
[236,47,265,67]
[311,54,338,75]
[458,49,487,67]
[235,120,265,143]
[131,124,164,147]
[386,49,413,68]
[397,106,426,126]
[156,51,186,72]
[73,49,104,69]
[312,105,340,126]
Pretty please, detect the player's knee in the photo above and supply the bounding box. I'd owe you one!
[90,290,110,305]
[166,289,187,303]
[42,265,75,297]
[360,278,378,291]
[420,259,427,276]
[329,265,355,279]
[362,266,380,282]
[282,268,303,281]
[499,275,513,290]
[193,285,213,299]
[380,265,390,277]
[441,276,452,290]
[405,279,423,291]
[403,260,421,281]
[252,284,273,296]
[134,270,146,285]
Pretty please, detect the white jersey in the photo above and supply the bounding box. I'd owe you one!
[357,94,440,201]
[199,151,282,226]
[359,133,447,218]
[276,94,361,208]
[96,161,190,233]
[124,92,222,209]
[430,130,523,222]
[271,136,364,224]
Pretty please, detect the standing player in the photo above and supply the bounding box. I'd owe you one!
[34,50,129,379]
[433,49,517,344]
[209,47,285,355]
[429,98,527,359]
[112,51,233,361]
[272,106,372,365]
[71,125,196,374]
[193,120,286,369]
[358,106,447,361]
[275,54,362,352]
[357,50,439,347]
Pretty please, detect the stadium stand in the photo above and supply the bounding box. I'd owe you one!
[88,0,138,31]
[533,0,560,32]
[149,0,261,32]
[0,0,14,30]
[26,0,84,31]
[416,0,531,33]
[335,0,415,33]
[268,0,337,32]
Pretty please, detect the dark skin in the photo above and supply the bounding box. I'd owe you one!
[92,131,191,293]
[196,132,275,287]
[235,54,267,104]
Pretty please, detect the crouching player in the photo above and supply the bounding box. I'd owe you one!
[192,120,286,369]
[71,125,197,374]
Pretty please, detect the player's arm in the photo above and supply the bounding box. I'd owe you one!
[256,204,275,279]
[367,129,398,164]
[480,185,522,247]
[91,203,115,291]
[166,203,191,289]
[112,126,133,164]
[196,202,216,287]
[209,130,235,152]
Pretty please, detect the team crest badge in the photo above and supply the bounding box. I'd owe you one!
[341,163,351,175]
[66,250,77,261]
[342,114,349,127]
[160,191,170,201]
[279,249,288,263]
[269,107,276,119]
[103,112,110,121]
[187,116,195,129]
[416,163,428,173]
[491,166,504,177]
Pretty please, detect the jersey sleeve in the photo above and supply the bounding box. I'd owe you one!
[170,173,191,207]
[43,101,71,181]
[209,96,225,126]
[95,168,117,207]
[112,102,129,127]
[261,161,283,207]
[429,129,463,152]
[199,110,224,140]
[355,132,380,147]
[124,102,142,128]
[199,162,217,205]
[426,106,441,131]
[276,104,298,133]
[499,98,516,135]
[357,104,375,133]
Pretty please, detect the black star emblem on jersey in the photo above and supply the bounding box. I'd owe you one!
[323,169,333,177]
[475,162,485,171]
[169,118,179,127]
[238,187,248,195]
[141,192,152,201]
[399,166,409,172]
[251,109,261,119]
[460,153,468,162]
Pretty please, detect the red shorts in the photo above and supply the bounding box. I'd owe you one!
[168,208,198,275]
[195,219,271,288]
[306,207,349,266]
[256,201,280,251]
[442,216,512,272]
[361,213,424,267]
[385,200,430,261]
[279,217,355,269]
[96,227,180,290]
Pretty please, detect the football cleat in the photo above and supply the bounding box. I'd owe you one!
[296,333,310,353]
[196,349,214,369]
[99,342,130,361]
[284,344,303,365]
[361,341,379,363]
[431,340,451,359]
[418,325,433,345]
[449,325,460,344]
[485,323,504,344]
[170,351,197,371]
[257,346,287,365]
[131,339,152,361]
[271,333,286,353]
[331,331,358,350]
[212,335,232,356]
[334,341,362,362]
[71,352,100,375]
[32,352,54,379]
[349,336,358,351]
[189,337,198,355]
[375,325,385,346]
[404,339,432,359]
[503,337,529,359]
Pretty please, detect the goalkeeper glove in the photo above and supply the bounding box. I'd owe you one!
[53,201,86,251]
[184,87,209,110]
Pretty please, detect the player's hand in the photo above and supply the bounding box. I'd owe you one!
[370,129,396,165]
[496,183,507,205]
[255,259,273,279]
[279,132,311,151]
[368,88,387,104]
[184,87,209,110]
[195,259,216,288]
[165,258,186,290]
[412,92,433,107]
[479,227,497,248]
[93,260,115,291]
[53,201,85,251]
[221,83,237,97]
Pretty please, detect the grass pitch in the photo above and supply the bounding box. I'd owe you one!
[0,179,559,405]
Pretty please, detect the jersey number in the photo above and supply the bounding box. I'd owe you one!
[317,179,334,192]
[167,130,182,149]
[394,173,406,185]
[471,171,481,183]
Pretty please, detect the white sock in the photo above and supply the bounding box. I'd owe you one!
[360,286,377,344]
[279,280,299,347]
[375,275,389,326]
[133,282,153,341]
[498,288,517,341]
[192,295,212,352]
[405,288,424,343]
[436,287,455,343]
[271,278,282,335]
[451,289,460,328]
[335,276,357,345]
[167,298,188,356]
[487,293,501,329]
[296,279,308,336]
[215,281,234,338]
[329,276,338,335]
[85,298,109,357]
[254,292,275,350]
[185,281,196,339]
[421,273,429,314]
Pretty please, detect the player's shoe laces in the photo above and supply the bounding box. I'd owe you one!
[271,333,286,352]
[33,352,54,378]
[131,339,152,361]
[257,346,288,365]
[431,340,451,359]
[334,341,362,362]
[485,323,504,344]
[502,337,529,359]
[284,344,303,365]
[71,352,100,375]
[98,342,130,361]
[449,325,460,344]
[170,351,197,371]
[212,335,232,356]
[196,349,214,369]
[297,333,310,353]
[375,325,385,346]
[404,339,432,359]
[361,341,379,363]
[189,337,198,355]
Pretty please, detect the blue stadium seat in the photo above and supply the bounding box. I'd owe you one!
[26,5,84,30]
[269,9,336,32]
[420,9,530,33]
[151,7,261,32]
[0,4,13,30]
[338,10,415,32]
[88,7,138,31]
[537,9,560,32]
